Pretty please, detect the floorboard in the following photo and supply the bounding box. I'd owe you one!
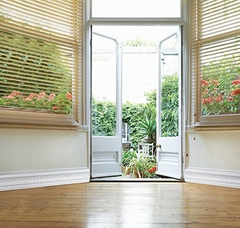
[0,182,240,227]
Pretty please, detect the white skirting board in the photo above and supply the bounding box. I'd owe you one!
[0,167,90,191]
[185,167,240,189]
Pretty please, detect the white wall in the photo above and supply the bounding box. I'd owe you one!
[186,130,240,171]
[185,130,240,188]
[0,128,88,173]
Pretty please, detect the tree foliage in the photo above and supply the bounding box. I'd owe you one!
[92,99,117,136]
[92,74,179,149]
[123,37,157,47]
[161,74,179,137]
[0,28,71,97]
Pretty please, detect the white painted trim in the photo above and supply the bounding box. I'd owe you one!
[185,167,240,189]
[92,172,122,179]
[87,1,188,179]
[0,168,90,191]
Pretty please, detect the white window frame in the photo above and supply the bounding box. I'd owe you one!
[84,0,189,125]
[0,0,85,130]
[84,0,189,173]
[189,0,240,130]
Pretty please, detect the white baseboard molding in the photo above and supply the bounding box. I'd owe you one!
[0,167,90,191]
[185,167,240,189]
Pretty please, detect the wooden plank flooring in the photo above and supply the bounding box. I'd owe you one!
[0,182,240,227]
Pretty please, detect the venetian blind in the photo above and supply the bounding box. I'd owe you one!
[0,0,82,128]
[190,0,240,126]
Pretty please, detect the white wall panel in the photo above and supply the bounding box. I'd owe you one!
[0,128,88,172]
[186,131,240,171]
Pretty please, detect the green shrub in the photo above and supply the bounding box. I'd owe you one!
[161,74,179,137]
[0,29,71,96]
[201,57,240,115]
[92,74,179,148]
[125,152,157,178]
[0,90,72,114]
[122,150,137,167]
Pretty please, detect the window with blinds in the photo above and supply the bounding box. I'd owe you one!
[0,0,82,128]
[190,0,240,126]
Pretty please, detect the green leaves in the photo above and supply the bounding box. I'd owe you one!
[122,150,137,167]
[0,29,71,96]
[92,74,179,147]
[92,98,116,136]
[136,109,156,145]
[0,91,72,114]
[125,152,157,178]
[201,56,240,115]
[161,75,179,137]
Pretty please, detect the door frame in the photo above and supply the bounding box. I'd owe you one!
[84,0,189,180]
[91,30,122,178]
[156,29,183,180]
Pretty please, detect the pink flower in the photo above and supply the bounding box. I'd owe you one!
[4,95,14,99]
[232,80,240,85]
[231,89,240,96]
[211,79,219,85]
[206,97,213,103]
[53,106,59,110]
[202,97,213,104]
[201,79,209,86]
[24,97,31,101]
[202,89,209,95]
[28,93,37,99]
[227,96,234,101]
[48,93,56,101]
[66,92,72,100]
[10,90,21,97]
[215,96,223,102]
[37,92,46,100]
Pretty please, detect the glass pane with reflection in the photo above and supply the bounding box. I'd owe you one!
[160,34,179,137]
[92,33,117,136]
[92,0,181,18]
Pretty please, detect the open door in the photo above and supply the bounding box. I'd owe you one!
[91,31,122,178]
[156,29,182,179]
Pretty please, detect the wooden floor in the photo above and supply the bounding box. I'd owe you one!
[0,182,240,228]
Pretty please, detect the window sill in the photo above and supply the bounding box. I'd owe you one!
[0,109,87,131]
[199,114,240,126]
[187,114,240,131]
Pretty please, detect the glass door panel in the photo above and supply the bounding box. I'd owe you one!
[156,28,182,179]
[91,28,122,178]
[92,34,117,137]
[92,0,181,18]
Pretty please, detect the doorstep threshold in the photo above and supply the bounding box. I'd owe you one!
[90,176,181,182]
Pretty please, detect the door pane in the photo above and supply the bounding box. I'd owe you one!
[92,33,117,136]
[160,34,179,137]
[92,0,181,18]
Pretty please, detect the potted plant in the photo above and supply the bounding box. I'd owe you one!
[125,152,157,178]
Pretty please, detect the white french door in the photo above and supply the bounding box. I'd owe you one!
[90,25,183,179]
[156,28,182,179]
[91,30,122,178]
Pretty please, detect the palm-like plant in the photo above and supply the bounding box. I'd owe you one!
[136,108,156,145]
